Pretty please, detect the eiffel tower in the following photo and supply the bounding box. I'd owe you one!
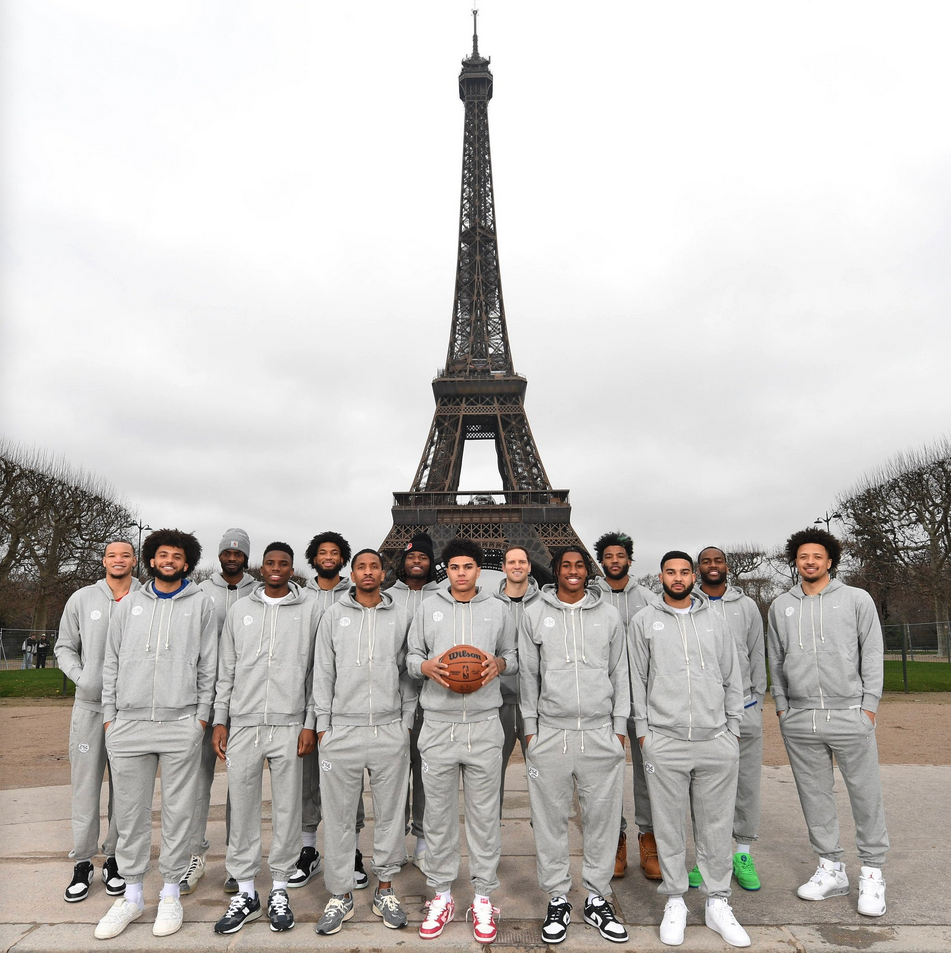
[379,11,590,579]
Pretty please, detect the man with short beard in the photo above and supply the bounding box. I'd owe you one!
[94,529,217,940]
[593,530,658,882]
[629,552,749,948]
[56,540,140,905]
[290,532,368,890]
[386,532,441,866]
[180,528,255,896]
[691,546,766,892]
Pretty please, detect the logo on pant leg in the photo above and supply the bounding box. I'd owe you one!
[78,743,90,753]
[225,757,232,767]
[644,761,655,774]
[528,766,539,780]
[421,759,429,773]
[320,759,332,771]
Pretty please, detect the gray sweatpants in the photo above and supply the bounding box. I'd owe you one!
[643,730,738,898]
[418,715,504,896]
[225,725,302,883]
[68,705,117,863]
[499,699,527,813]
[780,707,888,867]
[106,716,204,885]
[733,701,763,843]
[404,701,426,837]
[303,743,365,835]
[526,725,625,899]
[620,715,653,835]
[186,723,232,856]
[319,722,410,894]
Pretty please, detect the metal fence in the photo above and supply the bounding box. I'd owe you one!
[882,621,951,662]
[0,629,60,671]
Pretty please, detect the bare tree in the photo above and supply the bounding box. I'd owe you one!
[0,441,137,629]
[837,436,951,655]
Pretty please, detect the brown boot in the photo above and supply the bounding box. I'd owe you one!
[613,831,628,879]
[638,831,662,880]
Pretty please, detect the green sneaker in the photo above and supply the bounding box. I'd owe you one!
[688,865,703,888]
[733,852,761,891]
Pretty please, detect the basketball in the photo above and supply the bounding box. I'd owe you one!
[438,643,490,694]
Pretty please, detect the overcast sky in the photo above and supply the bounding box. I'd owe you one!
[2,1,949,578]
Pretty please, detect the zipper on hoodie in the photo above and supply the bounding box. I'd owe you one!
[150,599,171,721]
[367,606,375,725]
[569,608,582,730]
[808,595,826,710]
[263,603,281,723]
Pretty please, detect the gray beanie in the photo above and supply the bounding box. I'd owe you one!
[218,528,251,558]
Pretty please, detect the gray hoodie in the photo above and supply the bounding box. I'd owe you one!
[406,587,518,723]
[387,578,442,615]
[312,589,417,733]
[519,585,629,736]
[55,579,142,713]
[595,576,656,631]
[767,577,883,714]
[306,575,350,611]
[495,577,541,701]
[199,572,257,634]
[101,580,217,724]
[214,582,321,729]
[629,595,743,742]
[702,585,766,704]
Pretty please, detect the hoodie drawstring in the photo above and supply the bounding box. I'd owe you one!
[144,600,158,652]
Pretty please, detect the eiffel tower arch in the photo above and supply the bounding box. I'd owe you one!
[379,12,591,579]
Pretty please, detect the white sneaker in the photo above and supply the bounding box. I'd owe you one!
[94,898,143,939]
[857,866,886,917]
[797,858,850,901]
[152,896,184,937]
[178,853,205,895]
[660,897,688,946]
[705,898,750,948]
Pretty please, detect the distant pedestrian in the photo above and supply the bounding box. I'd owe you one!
[35,635,50,668]
[768,527,888,917]
[21,637,34,669]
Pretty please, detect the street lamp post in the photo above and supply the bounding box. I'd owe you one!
[814,511,842,531]
[126,520,152,578]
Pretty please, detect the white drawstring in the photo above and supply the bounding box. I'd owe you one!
[163,601,174,650]
[562,729,568,754]
[580,728,585,753]
[144,600,158,652]
[690,613,705,669]
[354,611,366,665]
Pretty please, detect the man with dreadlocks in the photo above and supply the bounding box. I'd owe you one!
[290,531,368,891]
[593,530,658,882]
[520,546,630,945]
[94,529,217,940]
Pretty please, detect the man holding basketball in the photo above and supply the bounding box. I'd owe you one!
[406,539,518,944]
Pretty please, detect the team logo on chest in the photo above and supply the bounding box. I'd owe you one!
[433,611,444,622]
[340,617,351,627]
[785,606,795,617]
[652,621,664,631]
[131,606,143,616]
[543,617,555,628]
[90,610,102,621]
[243,615,254,626]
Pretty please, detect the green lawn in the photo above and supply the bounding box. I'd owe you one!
[883,659,951,692]
[0,668,75,698]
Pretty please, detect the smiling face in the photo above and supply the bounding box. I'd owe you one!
[698,548,728,588]
[796,543,832,585]
[219,548,246,577]
[314,542,345,580]
[103,542,135,580]
[660,558,695,604]
[403,550,431,581]
[261,550,294,594]
[601,545,631,581]
[556,551,588,600]
[150,546,188,584]
[503,547,531,585]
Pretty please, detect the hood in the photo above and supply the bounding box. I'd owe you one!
[336,587,398,611]
[496,577,539,603]
[247,580,310,606]
[789,577,845,601]
[140,579,204,602]
[204,572,253,590]
[430,585,495,608]
[94,578,142,600]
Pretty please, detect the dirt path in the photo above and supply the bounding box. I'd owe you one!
[1,694,949,790]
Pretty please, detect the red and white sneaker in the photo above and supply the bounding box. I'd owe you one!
[469,898,500,944]
[419,895,455,939]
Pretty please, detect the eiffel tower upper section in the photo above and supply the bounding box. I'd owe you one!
[380,11,588,575]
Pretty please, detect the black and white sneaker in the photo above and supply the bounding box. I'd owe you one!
[542,898,572,944]
[214,892,262,934]
[583,896,628,943]
[354,849,369,889]
[101,856,126,897]
[287,846,322,888]
[64,861,94,903]
[268,888,295,932]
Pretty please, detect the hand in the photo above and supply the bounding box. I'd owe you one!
[421,657,451,688]
[212,724,228,761]
[638,736,645,748]
[863,709,876,725]
[199,719,207,730]
[318,730,325,744]
[617,733,626,749]
[103,721,111,733]
[481,655,504,685]
[298,728,317,757]
[525,733,533,747]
